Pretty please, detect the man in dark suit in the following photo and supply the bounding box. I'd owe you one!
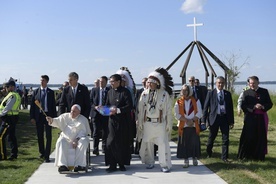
[188,76,206,108]
[59,72,91,120]
[30,75,57,163]
[202,76,234,162]
[90,76,110,155]
[195,78,208,105]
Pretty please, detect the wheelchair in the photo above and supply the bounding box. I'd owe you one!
[58,135,91,174]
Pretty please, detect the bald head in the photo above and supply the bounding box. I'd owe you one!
[188,76,195,87]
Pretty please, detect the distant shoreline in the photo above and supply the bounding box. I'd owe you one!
[21,81,276,89]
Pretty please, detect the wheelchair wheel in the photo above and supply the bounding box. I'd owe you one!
[86,142,91,172]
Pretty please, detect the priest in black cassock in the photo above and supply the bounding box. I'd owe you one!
[237,76,273,161]
[104,74,133,172]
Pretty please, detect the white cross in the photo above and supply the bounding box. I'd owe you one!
[187,17,203,41]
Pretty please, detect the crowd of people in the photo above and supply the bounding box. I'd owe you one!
[0,70,273,174]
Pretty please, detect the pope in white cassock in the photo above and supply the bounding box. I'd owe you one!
[46,104,91,173]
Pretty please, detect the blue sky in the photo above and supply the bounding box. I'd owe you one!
[0,0,276,85]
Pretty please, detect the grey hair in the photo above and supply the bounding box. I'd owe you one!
[180,84,193,97]
[216,76,225,81]
[69,72,79,80]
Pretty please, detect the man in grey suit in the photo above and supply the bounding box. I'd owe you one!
[202,76,234,163]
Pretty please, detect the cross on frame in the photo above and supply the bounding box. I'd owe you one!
[187,17,203,41]
[166,17,230,90]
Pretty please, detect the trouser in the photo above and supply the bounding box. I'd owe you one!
[36,113,52,159]
[207,115,229,159]
[0,115,18,160]
[92,115,108,152]
[140,137,171,168]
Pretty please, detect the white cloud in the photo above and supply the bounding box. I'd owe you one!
[180,0,207,14]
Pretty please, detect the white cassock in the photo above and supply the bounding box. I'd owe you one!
[50,113,91,167]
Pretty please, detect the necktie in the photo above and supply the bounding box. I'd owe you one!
[41,89,46,110]
[73,88,76,99]
[101,89,105,105]
[193,87,197,99]
[219,91,224,105]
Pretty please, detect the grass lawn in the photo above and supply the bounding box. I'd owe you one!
[171,93,276,184]
[1,93,276,184]
[0,109,60,184]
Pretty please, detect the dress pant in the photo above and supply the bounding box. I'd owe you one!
[206,114,229,160]
[36,113,52,160]
[92,114,109,152]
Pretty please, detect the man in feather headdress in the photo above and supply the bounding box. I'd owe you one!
[137,67,174,173]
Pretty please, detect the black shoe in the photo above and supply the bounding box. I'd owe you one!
[119,165,126,171]
[106,166,117,173]
[207,151,212,158]
[74,165,86,172]
[44,159,50,163]
[8,156,17,161]
[222,159,231,163]
[93,150,99,156]
[58,165,69,173]
[0,157,7,161]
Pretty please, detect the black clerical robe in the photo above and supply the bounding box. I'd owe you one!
[105,86,133,166]
[237,87,272,161]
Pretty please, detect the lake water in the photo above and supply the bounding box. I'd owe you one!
[172,84,276,94]
[25,83,276,94]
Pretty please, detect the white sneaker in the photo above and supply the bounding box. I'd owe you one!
[193,158,198,166]
[161,167,170,173]
[146,164,154,169]
[183,159,189,168]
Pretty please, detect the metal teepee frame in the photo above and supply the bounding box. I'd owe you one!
[166,17,230,89]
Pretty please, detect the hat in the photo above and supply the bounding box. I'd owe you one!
[116,67,136,94]
[148,67,174,95]
[3,80,16,87]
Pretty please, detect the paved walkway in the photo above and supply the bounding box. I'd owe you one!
[25,141,227,184]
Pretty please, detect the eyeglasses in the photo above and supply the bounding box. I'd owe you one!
[189,80,194,82]
[109,80,117,83]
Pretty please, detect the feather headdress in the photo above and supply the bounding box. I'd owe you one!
[148,67,174,95]
[116,66,136,94]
